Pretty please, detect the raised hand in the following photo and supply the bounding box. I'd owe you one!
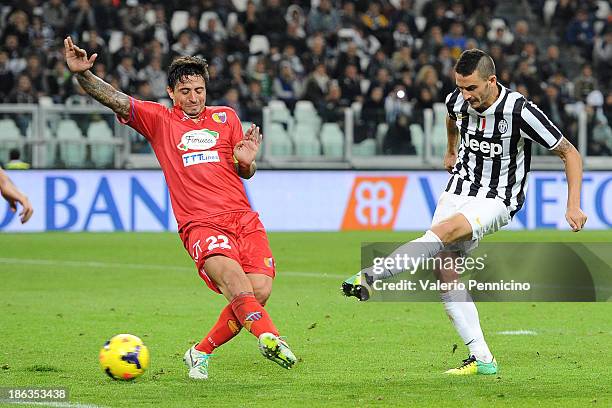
[233,124,262,166]
[64,36,98,73]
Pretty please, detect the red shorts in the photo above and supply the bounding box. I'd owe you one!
[180,211,275,293]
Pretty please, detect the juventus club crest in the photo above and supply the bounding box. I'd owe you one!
[498,119,508,134]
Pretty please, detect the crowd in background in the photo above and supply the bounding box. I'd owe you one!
[0,0,610,155]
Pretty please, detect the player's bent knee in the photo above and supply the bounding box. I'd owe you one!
[432,214,473,244]
[254,287,271,306]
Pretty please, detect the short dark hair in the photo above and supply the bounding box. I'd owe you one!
[167,56,210,89]
[454,49,496,79]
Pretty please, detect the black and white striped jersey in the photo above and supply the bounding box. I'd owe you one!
[444,83,564,216]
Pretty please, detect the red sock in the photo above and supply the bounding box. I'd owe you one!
[230,292,279,337]
[195,303,242,354]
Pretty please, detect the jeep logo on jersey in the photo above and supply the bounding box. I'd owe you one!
[176,129,219,151]
[462,134,503,158]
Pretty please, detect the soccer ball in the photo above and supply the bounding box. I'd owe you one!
[99,334,150,380]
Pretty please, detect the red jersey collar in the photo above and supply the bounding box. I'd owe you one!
[173,105,207,122]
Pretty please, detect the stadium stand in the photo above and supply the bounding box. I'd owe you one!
[0,0,609,168]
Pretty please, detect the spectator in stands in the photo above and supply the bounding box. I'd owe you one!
[515,59,543,102]
[23,54,47,98]
[273,62,302,111]
[360,86,386,141]
[302,62,329,102]
[284,21,307,55]
[511,20,531,55]
[134,80,156,102]
[391,0,419,36]
[93,0,119,42]
[0,50,15,101]
[415,64,443,103]
[541,84,570,132]
[112,34,142,69]
[339,1,359,29]
[565,7,596,57]
[257,0,287,46]
[539,45,565,82]
[248,57,273,98]
[593,26,611,89]
[393,21,415,50]
[303,33,329,73]
[8,74,37,135]
[137,56,167,100]
[171,32,198,59]
[84,31,110,70]
[383,113,415,155]
[119,0,150,44]
[574,64,599,102]
[5,149,30,170]
[2,10,29,48]
[361,2,391,48]
[385,84,413,124]
[421,25,445,57]
[45,60,71,103]
[469,24,488,50]
[239,1,260,38]
[218,87,244,118]
[552,0,577,39]
[226,23,250,56]
[443,22,467,59]
[70,0,97,39]
[243,80,268,126]
[318,81,347,124]
[42,0,69,38]
[391,46,415,73]
[146,7,172,54]
[339,63,363,104]
[369,67,394,97]
[228,60,249,100]
[280,44,305,78]
[201,13,227,45]
[115,55,138,94]
[335,42,362,77]
[307,0,340,37]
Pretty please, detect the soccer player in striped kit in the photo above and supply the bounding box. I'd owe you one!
[343,49,587,375]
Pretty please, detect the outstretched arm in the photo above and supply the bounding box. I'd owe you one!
[64,36,130,120]
[0,169,33,224]
[551,137,587,231]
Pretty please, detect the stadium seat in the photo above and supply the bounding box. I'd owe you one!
[57,119,86,168]
[431,124,447,157]
[375,123,389,151]
[249,35,270,55]
[266,122,293,156]
[199,11,225,33]
[320,123,344,158]
[294,100,321,129]
[87,121,115,168]
[170,10,189,36]
[0,119,21,138]
[293,123,321,157]
[352,138,377,156]
[409,123,424,155]
[268,100,294,130]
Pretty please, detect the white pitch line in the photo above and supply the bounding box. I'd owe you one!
[4,401,105,408]
[496,330,538,335]
[0,257,343,280]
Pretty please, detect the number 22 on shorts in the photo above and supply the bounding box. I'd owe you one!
[191,235,231,262]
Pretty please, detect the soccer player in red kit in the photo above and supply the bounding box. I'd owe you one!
[64,36,297,379]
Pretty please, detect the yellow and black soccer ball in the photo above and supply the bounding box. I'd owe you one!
[99,334,150,381]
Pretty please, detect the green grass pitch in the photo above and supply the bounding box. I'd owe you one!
[1,230,611,407]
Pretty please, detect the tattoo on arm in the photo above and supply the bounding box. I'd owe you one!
[76,71,130,119]
[552,137,572,155]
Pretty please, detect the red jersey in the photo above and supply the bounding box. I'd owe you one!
[119,98,252,231]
